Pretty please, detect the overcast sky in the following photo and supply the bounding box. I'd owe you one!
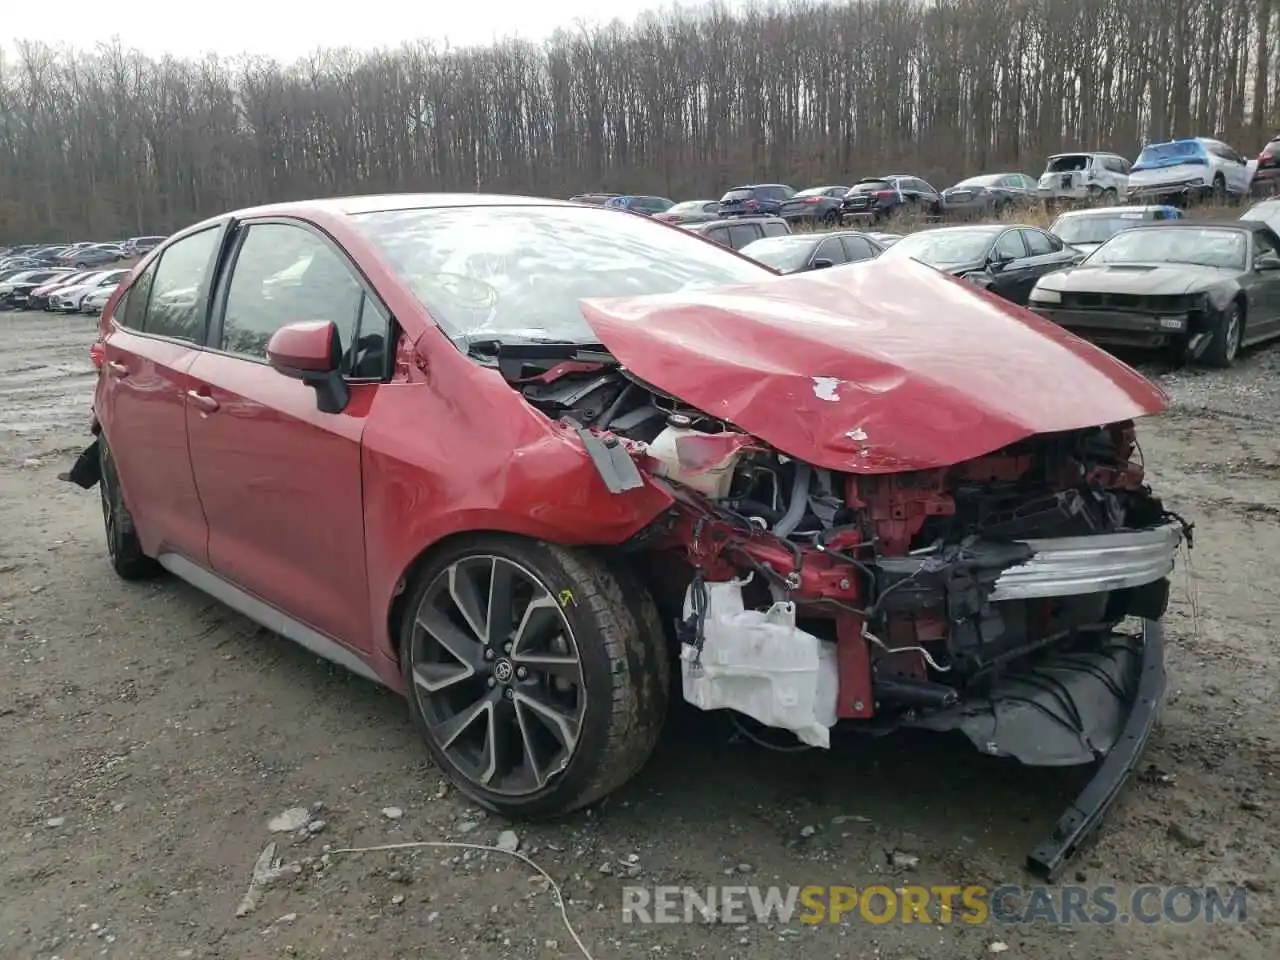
[8,0,728,61]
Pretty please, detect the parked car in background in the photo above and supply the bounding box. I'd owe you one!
[28,246,70,263]
[568,193,621,206]
[123,235,167,256]
[738,231,885,273]
[81,283,121,315]
[0,268,76,309]
[1240,197,1280,234]
[1250,135,1280,194]
[941,173,1038,217]
[61,243,127,268]
[866,231,903,247]
[1037,152,1130,206]
[0,257,44,272]
[880,223,1080,305]
[654,200,721,225]
[681,215,791,249]
[841,175,942,223]
[717,184,796,217]
[604,196,674,216]
[1050,205,1184,256]
[49,268,132,312]
[27,270,98,310]
[1028,220,1280,367]
[1126,138,1251,204]
[776,186,849,225]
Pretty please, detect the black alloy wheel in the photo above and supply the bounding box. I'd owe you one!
[402,536,669,817]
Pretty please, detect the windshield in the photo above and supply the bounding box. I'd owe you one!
[849,180,892,193]
[667,201,708,213]
[882,229,996,266]
[1052,213,1149,245]
[739,237,814,272]
[721,189,754,202]
[1089,228,1247,269]
[351,204,774,343]
[1046,155,1089,173]
[953,175,1002,188]
[1242,199,1280,224]
[1133,140,1205,170]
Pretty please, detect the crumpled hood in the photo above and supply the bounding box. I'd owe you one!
[578,257,1168,474]
[1040,262,1235,296]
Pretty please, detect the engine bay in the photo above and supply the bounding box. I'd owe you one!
[482,340,1188,744]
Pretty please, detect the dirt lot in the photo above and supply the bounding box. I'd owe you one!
[0,309,1277,960]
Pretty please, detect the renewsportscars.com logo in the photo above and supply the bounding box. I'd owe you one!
[621,884,1250,925]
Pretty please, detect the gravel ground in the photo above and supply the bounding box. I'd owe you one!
[0,309,1277,960]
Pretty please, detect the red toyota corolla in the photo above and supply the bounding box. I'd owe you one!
[63,194,1189,878]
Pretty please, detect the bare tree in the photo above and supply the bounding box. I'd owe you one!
[0,0,1275,242]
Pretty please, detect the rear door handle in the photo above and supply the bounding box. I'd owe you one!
[187,389,219,413]
[106,361,129,377]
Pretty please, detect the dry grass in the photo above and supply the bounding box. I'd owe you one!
[795,199,1248,237]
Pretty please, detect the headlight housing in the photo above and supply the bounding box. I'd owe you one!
[1029,287,1062,305]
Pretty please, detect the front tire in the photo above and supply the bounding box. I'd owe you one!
[1202,301,1243,368]
[99,435,161,580]
[401,534,669,818]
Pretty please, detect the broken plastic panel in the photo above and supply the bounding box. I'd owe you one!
[679,577,838,748]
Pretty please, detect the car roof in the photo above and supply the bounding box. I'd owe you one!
[906,223,1021,236]
[1132,219,1255,231]
[754,230,873,244]
[1054,205,1175,217]
[685,216,787,229]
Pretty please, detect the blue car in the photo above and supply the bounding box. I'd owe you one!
[603,195,675,216]
[1049,204,1184,256]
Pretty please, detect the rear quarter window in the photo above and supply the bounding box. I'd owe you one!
[762,221,789,238]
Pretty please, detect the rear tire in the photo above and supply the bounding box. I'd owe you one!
[99,435,161,580]
[1212,175,1227,206]
[1101,188,1118,204]
[401,534,669,818]
[1202,301,1243,368]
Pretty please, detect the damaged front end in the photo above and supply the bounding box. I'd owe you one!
[494,333,1187,880]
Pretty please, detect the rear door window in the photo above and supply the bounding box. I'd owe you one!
[141,227,220,342]
[994,231,1028,261]
[729,224,764,248]
[704,226,732,246]
[815,236,846,265]
[1021,229,1059,256]
[841,235,876,260]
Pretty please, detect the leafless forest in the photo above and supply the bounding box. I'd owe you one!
[1,0,1278,240]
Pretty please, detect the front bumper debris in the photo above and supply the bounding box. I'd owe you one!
[1025,618,1166,879]
[905,619,1166,880]
[877,521,1183,602]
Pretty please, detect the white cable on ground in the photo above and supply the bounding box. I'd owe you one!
[327,839,595,960]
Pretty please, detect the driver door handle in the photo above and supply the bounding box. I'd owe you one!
[187,389,219,413]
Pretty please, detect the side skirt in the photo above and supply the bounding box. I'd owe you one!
[157,552,386,688]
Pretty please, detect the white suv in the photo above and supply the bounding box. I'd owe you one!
[1125,137,1251,203]
[1037,152,1130,204]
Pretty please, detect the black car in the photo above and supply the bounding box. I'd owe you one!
[776,186,850,225]
[681,215,791,250]
[0,268,76,309]
[738,231,885,273]
[717,184,796,217]
[879,223,1080,305]
[840,175,942,223]
[1028,220,1280,367]
[941,173,1038,218]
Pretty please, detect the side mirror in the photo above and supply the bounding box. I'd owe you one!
[266,320,349,414]
[811,258,835,270]
[987,254,1011,271]
[1255,253,1280,271]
